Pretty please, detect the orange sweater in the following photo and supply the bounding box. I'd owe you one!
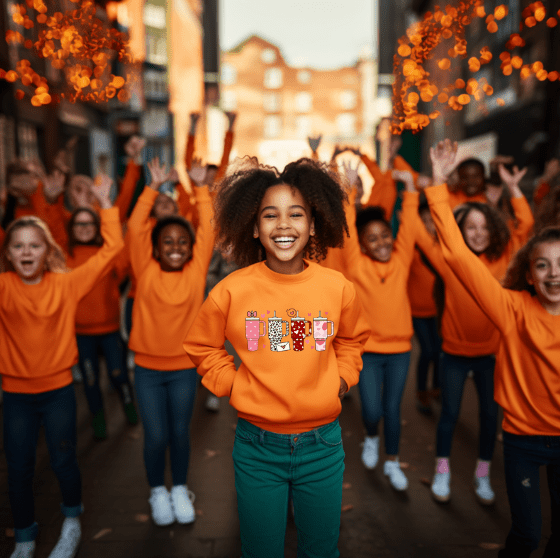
[447,188,487,210]
[66,245,129,335]
[14,181,50,222]
[183,261,370,433]
[338,190,419,353]
[0,207,124,394]
[128,186,215,370]
[425,184,560,436]
[408,248,437,318]
[361,154,419,219]
[185,130,234,183]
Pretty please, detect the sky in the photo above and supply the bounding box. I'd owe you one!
[220,0,375,70]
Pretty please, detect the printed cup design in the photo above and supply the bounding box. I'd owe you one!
[245,311,266,351]
[313,311,335,351]
[268,311,290,352]
[290,310,312,352]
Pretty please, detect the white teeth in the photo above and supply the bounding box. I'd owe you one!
[274,237,295,242]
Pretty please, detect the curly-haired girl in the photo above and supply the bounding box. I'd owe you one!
[423,139,560,558]
[184,157,370,558]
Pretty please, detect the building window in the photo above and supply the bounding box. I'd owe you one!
[264,115,282,138]
[295,116,311,138]
[336,114,356,137]
[263,93,281,112]
[221,90,237,111]
[143,4,166,29]
[295,92,312,113]
[146,35,167,65]
[261,48,277,64]
[17,123,39,161]
[297,70,311,84]
[340,90,357,110]
[221,63,237,85]
[264,68,283,89]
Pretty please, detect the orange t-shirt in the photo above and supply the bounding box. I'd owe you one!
[128,186,215,370]
[425,183,560,436]
[0,207,124,393]
[183,261,370,434]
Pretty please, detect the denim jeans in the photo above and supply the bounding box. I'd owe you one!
[412,317,441,392]
[76,331,134,416]
[499,432,560,558]
[358,351,411,455]
[233,418,344,558]
[2,384,82,542]
[436,352,498,460]
[134,365,198,487]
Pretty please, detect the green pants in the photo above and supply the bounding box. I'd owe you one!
[233,418,345,558]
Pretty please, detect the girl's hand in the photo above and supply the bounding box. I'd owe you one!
[338,377,348,400]
[91,173,113,209]
[342,159,360,186]
[146,157,172,190]
[307,135,322,153]
[188,157,207,187]
[429,139,458,185]
[498,163,527,198]
[392,169,415,192]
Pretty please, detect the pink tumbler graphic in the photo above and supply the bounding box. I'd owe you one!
[268,311,290,352]
[287,308,312,352]
[313,311,334,351]
[245,311,265,351]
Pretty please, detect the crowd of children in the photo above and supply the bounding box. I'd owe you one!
[1,111,559,558]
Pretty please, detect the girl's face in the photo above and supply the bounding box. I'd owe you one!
[359,221,393,262]
[155,223,192,271]
[527,241,560,314]
[254,183,314,274]
[6,226,48,284]
[72,210,98,244]
[458,164,485,196]
[462,209,490,254]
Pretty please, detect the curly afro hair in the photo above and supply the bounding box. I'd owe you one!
[213,157,349,268]
[453,201,510,261]
[151,215,196,260]
[355,206,391,237]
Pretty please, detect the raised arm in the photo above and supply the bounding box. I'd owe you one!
[185,112,199,171]
[391,170,419,268]
[214,112,236,184]
[115,135,145,222]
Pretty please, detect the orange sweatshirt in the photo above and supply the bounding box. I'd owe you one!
[447,188,487,210]
[408,248,437,318]
[337,190,419,353]
[14,181,50,221]
[361,154,419,219]
[66,245,129,335]
[425,183,560,436]
[183,261,370,433]
[215,130,234,184]
[128,186,215,370]
[0,207,124,394]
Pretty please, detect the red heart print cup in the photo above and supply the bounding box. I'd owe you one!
[289,310,312,352]
[313,311,334,351]
[245,311,265,351]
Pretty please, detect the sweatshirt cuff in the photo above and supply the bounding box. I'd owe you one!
[99,206,120,221]
[401,190,419,206]
[216,366,237,398]
[425,183,449,205]
[193,184,212,203]
[338,366,358,390]
[141,186,159,203]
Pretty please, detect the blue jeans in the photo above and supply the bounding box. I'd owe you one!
[436,352,498,460]
[233,418,344,558]
[358,351,411,455]
[134,365,198,487]
[412,317,441,391]
[76,331,133,416]
[2,384,82,542]
[499,432,560,558]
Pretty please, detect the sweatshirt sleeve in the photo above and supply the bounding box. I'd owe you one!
[413,211,447,276]
[115,160,142,223]
[215,130,234,184]
[190,186,215,276]
[332,188,362,279]
[127,187,158,277]
[509,194,534,250]
[183,294,237,397]
[392,191,419,269]
[67,206,125,299]
[333,282,371,389]
[361,158,397,220]
[185,134,195,171]
[425,183,516,333]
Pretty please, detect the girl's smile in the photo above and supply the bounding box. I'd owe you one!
[156,223,192,272]
[359,221,394,262]
[528,241,560,314]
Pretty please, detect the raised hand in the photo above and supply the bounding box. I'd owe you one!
[342,159,360,186]
[188,157,207,187]
[307,135,322,153]
[498,164,527,199]
[225,111,237,130]
[124,135,146,163]
[416,174,433,189]
[146,157,172,190]
[429,139,458,186]
[91,173,113,209]
[392,169,415,192]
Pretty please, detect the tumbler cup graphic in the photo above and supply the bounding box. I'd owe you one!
[268,311,290,351]
[290,310,312,352]
[245,311,265,351]
[313,311,334,351]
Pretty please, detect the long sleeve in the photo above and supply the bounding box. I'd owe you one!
[425,184,516,333]
[190,186,215,276]
[127,187,158,278]
[361,154,397,219]
[44,196,71,254]
[392,191,419,269]
[185,134,195,171]
[215,130,234,184]
[67,206,125,300]
[115,160,142,223]
[509,194,534,250]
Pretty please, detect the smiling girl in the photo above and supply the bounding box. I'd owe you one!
[423,139,560,558]
[183,157,369,558]
[0,177,123,558]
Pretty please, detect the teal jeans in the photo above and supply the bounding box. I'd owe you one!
[233,418,345,558]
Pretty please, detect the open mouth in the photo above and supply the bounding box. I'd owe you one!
[545,281,560,293]
[273,236,296,248]
[167,253,185,262]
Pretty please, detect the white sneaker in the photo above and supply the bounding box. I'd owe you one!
[205,394,220,412]
[47,517,81,558]
[170,485,196,524]
[10,541,35,558]
[361,436,379,469]
[383,460,408,491]
[474,475,495,505]
[149,486,174,526]
[431,471,451,502]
